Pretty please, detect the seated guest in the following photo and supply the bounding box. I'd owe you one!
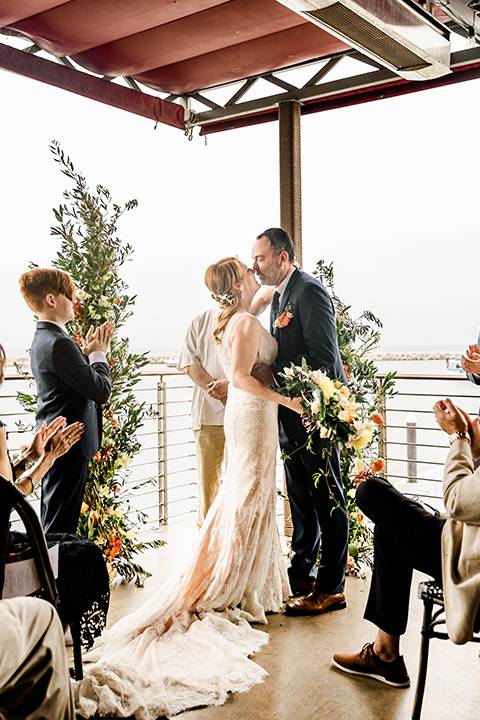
[18,268,113,533]
[0,596,74,719]
[333,398,480,687]
[0,343,110,648]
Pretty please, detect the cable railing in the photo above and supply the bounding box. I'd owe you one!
[2,369,479,524]
[377,373,480,511]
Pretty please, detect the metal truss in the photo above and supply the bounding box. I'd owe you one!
[180,44,480,128]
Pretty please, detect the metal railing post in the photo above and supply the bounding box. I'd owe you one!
[406,413,418,482]
[157,379,167,524]
[377,383,387,479]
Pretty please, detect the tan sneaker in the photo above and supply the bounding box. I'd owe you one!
[332,643,410,688]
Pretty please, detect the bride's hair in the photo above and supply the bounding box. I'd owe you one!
[204,257,244,344]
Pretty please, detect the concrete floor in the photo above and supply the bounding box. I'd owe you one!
[95,519,480,720]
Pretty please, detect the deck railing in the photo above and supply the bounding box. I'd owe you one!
[2,369,479,524]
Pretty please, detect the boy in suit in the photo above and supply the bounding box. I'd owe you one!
[19,268,113,533]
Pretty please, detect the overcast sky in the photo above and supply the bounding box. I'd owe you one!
[1,43,479,358]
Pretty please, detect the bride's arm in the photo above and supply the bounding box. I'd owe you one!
[230,315,303,414]
[249,286,274,317]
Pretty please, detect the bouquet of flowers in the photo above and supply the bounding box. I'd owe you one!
[279,358,387,576]
[279,358,381,454]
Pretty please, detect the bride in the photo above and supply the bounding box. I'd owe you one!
[74,257,303,719]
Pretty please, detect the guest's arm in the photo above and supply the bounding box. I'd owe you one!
[434,399,480,524]
[15,422,84,497]
[11,417,66,477]
[462,343,480,382]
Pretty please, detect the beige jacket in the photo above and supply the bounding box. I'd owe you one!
[442,437,480,644]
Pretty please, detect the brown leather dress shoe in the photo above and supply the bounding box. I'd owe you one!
[285,591,346,616]
[288,578,315,597]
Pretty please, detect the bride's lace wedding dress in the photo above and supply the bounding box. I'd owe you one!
[75,314,290,719]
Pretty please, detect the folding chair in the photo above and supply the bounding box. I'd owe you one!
[0,476,83,679]
[412,579,480,719]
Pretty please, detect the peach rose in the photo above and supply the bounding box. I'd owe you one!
[276,314,291,328]
[369,457,386,474]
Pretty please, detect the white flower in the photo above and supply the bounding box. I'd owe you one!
[75,289,91,301]
[90,311,102,320]
[283,366,294,378]
[98,296,110,307]
[121,454,132,469]
[125,529,136,540]
[114,507,124,518]
[311,369,327,386]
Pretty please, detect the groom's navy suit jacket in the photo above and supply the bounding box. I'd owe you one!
[271,268,348,594]
[271,268,346,384]
[31,321,111,531]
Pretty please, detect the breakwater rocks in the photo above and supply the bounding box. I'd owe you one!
[368,352,460,361]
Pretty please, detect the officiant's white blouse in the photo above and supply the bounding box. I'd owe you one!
[178,306,225,431]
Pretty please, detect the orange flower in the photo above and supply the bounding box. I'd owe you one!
[104,533,122,560]
[320,426,329,439]
[93,452,101,461]
[343,364,350,381]
[357,511,364,522]
[114,298,121,304]
[372,413,385,425]
[73,300,83,318]
[369,457,386,474]
[110,418,119,427]
[276,313,291,328]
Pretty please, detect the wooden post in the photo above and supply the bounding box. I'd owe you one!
[279,100,303,265]
[279,100,302,538]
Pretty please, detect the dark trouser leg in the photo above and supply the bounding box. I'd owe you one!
[280,409,349,593]
[41,456,89,534]
[356,476,445,636]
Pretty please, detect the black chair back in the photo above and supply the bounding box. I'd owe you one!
[0,476,59,607]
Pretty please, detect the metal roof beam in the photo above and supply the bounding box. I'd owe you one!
[193,46,480,128]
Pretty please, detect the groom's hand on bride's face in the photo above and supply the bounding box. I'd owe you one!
[251,363,275,387]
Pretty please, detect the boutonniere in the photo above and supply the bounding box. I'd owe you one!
[274,303,293,329]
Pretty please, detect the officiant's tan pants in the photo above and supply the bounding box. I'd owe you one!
[194,425,225,527]
[0,597,74,720]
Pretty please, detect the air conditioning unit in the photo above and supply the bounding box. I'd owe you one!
[276,0,451,80]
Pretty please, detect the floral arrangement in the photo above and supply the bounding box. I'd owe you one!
[280,358,385,448]
[17,141,164,586]
[277,259,396,575]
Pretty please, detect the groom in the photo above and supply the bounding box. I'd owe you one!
[252,228,349,615]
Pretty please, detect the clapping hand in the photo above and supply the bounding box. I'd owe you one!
[44,422,84,460]
[28,416,67,460]
[83,322,115,356]
[461,344,480,374]
[433,398,469,435]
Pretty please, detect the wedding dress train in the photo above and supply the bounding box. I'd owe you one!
[74,315,290,719]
